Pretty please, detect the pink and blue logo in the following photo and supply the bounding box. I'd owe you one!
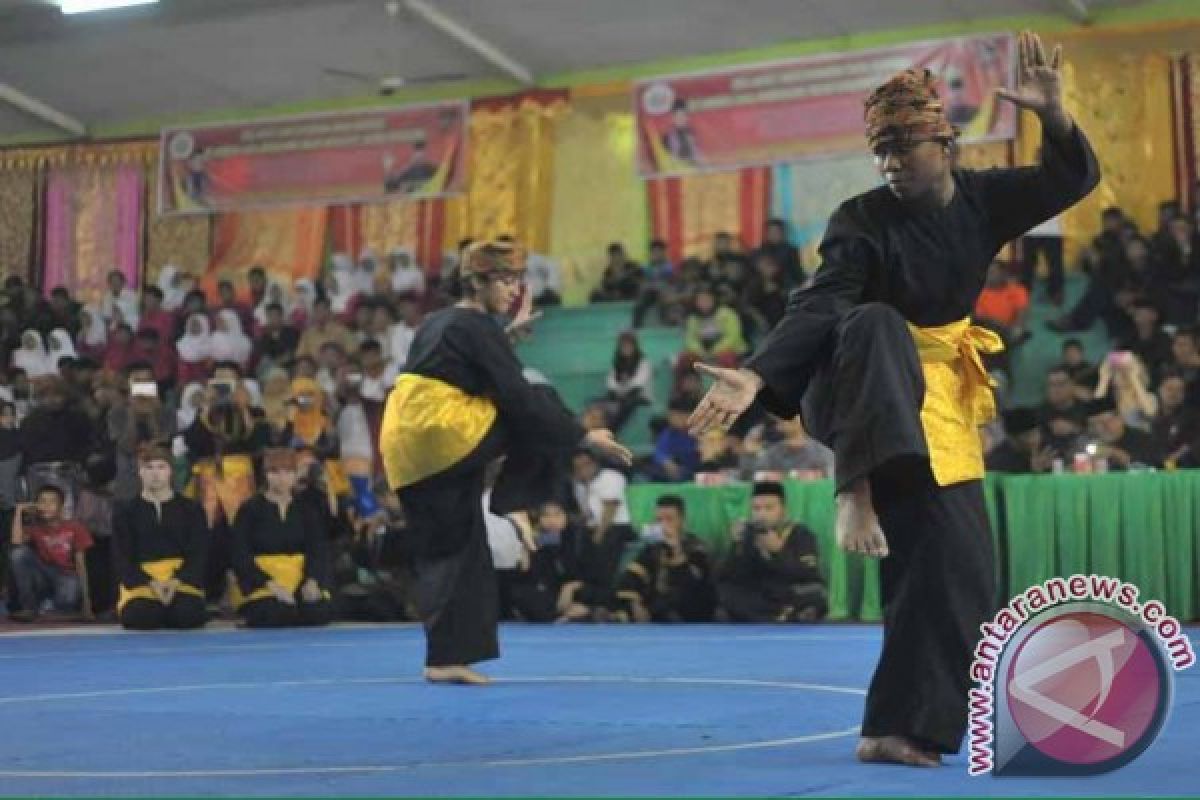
[968,576,1194,777]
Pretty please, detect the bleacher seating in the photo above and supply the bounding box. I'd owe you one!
[518,302,683,453]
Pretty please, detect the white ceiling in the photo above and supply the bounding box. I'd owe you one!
[0,0,1155,141]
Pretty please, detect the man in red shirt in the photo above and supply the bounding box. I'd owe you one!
[9,485,93,620]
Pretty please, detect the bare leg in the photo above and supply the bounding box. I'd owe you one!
[835,478,889,558]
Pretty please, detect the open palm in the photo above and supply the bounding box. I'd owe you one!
[995,30,1063,117]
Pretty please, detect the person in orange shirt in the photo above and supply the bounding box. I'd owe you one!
[975,260,1030,342]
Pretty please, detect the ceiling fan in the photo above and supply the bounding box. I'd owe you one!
[321,1,468,95]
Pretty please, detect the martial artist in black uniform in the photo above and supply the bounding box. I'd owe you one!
[717,481,827,622]
[380,240,632,684]
[114,443,209,630]
[688,31,1100,765]
[615,495,716,623]
[231,448,333,628]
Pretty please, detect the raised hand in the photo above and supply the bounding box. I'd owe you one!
[995,30,1071,135]
[687,363,762,436]
[584,428,634,467]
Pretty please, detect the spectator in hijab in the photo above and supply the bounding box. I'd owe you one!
[45,329,77,376]
[210,309,253,368]
[171,289,209,343]
[176,313,213,387]
[14,331,54,379]
[389,249,426,299]
[78,305,108,361]
[292,279,317,328]
[677,284,747,379]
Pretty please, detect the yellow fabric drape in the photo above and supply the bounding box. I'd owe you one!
[206,207,327,291]
[360,201,419,259]
[1017,32,1178,264]
[548,93,648,306]
[908,318,1006,486]
[144,167,211,289]
[678,171,743,258]
[443,99,565,258]
[0,169,36,280]
[0,141,156,171]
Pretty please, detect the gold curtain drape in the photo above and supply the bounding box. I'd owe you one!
[0,169,37,279]
[1017,28,1185,264]
[548,92,648,306]
[443,97,565,257]
[360,202,419,259]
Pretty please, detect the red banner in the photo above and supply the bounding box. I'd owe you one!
[636,34,1015,178]
[158,101,467,215]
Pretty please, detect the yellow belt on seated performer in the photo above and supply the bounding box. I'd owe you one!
[233,553,330,609]
[907,317,1004,486]
[380,373,498,490]
[117,558,204,612]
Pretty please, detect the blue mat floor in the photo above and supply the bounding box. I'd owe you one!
[0,624,1195,796]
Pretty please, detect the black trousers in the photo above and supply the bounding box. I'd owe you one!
[120,594,209,630]
[241,596,332,628]
[1021,235,1064,299]
[718,581,828,623]
[798,303,997,754]
[399,389,578,666]
[862,471,996,754]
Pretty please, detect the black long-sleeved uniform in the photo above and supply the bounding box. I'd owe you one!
[386,307,587,667]
[739,123,1101,754]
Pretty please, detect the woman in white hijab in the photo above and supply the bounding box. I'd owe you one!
[324,270,356,316]
[172,381,207,458]
[292,278,317,327]
[176,313,213,385]
[78,305,108,358]
[13,330,54,378]
[46,328,78,373]
[210,309,252,366]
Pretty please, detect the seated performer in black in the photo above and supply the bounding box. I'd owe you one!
[231,448,333,628]
[688,31,1100,767]
[381,239,632,685]
[114,443,209,630]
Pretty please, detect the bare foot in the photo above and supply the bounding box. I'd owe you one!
[856,735,941,767]
[423,666,491,685]
[836,480,889,558]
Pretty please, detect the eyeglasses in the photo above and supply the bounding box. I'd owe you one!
[872,138,942,161]
[488,271,523,286]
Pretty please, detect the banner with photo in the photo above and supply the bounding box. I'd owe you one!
[158,101,467,215]
[635,34,1015,178]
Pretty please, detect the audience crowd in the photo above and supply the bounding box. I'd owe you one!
[1,196,1197,629]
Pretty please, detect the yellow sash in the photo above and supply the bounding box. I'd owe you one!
[380,374,497,490]
[907,317,1005,486]
[117,558,204,612]
[233,553,329,608]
